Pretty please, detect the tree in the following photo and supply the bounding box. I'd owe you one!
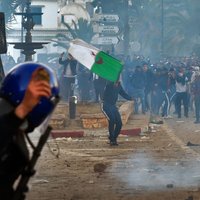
[128,0,162,60]
[0,0,26,23]
[0,0,26,83]
[127,0,200,60]
[164,0,200,57]
[54,18,94,49]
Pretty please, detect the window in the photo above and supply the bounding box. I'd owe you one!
[31,6,42,25]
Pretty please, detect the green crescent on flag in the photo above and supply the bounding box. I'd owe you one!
[68,39,123,82]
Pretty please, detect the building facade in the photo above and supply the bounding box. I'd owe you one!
[6,0,92,62]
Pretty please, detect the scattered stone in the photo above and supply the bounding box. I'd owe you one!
[93,163,107,173]
[187,141,200,146]
[89,180,94,184]
[141,136,150,140]
[141,126,149,133]
[65,160,71,167]
[67,137,73,142]
[55,137,67,141]
[166,184,173,188]
[167,143,172,147]
[185,196,193,200]
[32,179,49,184]
[150,120,163,124]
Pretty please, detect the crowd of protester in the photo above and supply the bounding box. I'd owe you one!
[2,52,200,123]
[38,51,200,124]
[121,54,200,123]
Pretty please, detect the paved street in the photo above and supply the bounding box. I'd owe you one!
[25,112,200,200]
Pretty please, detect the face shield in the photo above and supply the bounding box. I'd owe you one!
[0,62,60,132]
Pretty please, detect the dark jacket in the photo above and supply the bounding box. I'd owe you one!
[0,110,29,199]
[191,75,200,96]
[103,81,132,105]
[131,69,145,90]
[144,69,153,92]
[59,57,77,76]
[159,71,169,91]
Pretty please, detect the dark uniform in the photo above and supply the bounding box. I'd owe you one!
[0,110,29,199]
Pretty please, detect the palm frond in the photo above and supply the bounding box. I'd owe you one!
[62,21,77,39]
[55,33,70,40]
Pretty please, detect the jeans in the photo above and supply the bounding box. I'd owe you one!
[101,103,122,142]
[60,76,75,101]
[161,91,170,117]
[151,88,166,115]
[169,86,177,114]
[133,88,145,114]
[176,92,189,118]
[194,95,200,121]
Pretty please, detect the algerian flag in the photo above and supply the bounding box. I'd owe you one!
[68,39,123,82]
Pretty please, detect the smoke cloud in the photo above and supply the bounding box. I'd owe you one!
[109,151,200,190]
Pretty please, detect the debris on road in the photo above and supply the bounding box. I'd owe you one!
[187,141,200,146]
[93,163,107,173]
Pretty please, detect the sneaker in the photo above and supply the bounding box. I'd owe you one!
[110,141,119,146]
[167,115,173,119]
[163,115,173,119]
[194,120,200,124]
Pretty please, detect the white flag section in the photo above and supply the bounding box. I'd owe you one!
[68,39,123,82]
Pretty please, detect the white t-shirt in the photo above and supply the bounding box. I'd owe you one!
[175,76,188,93]
[64,64,74,77]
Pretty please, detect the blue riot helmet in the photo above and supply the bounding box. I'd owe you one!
[0,62,60,131]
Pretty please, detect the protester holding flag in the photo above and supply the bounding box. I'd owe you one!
[68,39,131,145]
[59,52,77,101]
[101,80,133,146]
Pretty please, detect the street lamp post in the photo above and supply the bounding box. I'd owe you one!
[0,12,7,84]
[10,0,48,61]
[123,0,130,56]
[161,0,164,59]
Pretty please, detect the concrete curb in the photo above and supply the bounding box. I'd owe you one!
[51,127,144,139]
[51,130,84,138]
